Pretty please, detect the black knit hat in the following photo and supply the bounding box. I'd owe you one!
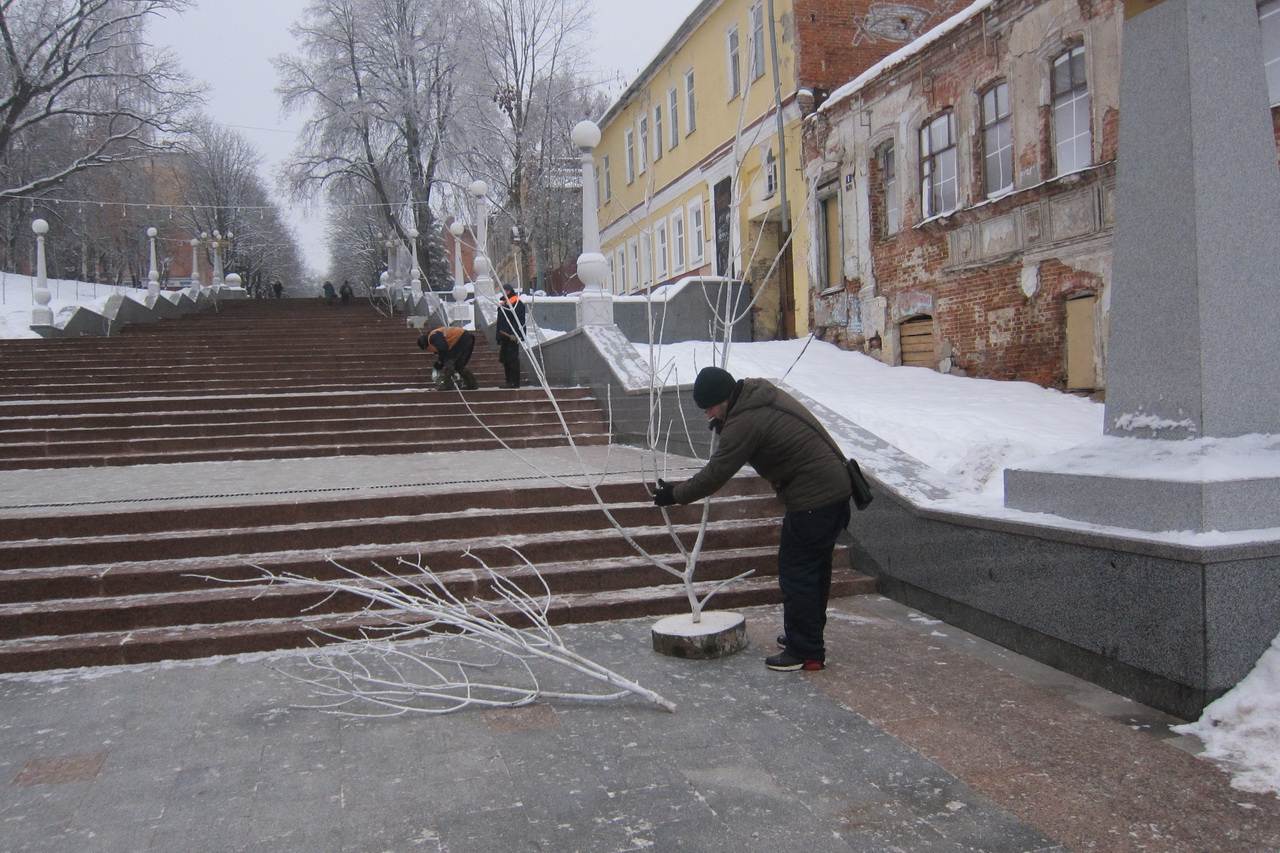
[693,366,736,409]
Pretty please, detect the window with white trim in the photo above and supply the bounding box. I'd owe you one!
[685,70,697,134]
[607,254,615,291]
[749,3,766,81]
[629,237,640,289]
[641,229,653,285]
[1262,0,1280,106]
[615,247,627,293]
[638,117,648,174]
[919,111,957,218]
[764,148,778,198]
[688,198,706,266]
[624,129,636,185]
[671,209,686,273]
[602,154,612,202]
[1052,46,1091,176]
[981,81,1013,197]
[655,221,669,279]
[879,140,901,236]
[653,104,664,162]
[726,25,741,99]
[668,88,680,149]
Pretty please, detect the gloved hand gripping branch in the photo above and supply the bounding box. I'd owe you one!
[652,479,677,507]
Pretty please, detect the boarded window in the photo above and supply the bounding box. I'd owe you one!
[820,193,842,289]
[1065,294,1098,389]
[899,316,937,369]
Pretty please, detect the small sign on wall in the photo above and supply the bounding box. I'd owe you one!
[844,174,855,192]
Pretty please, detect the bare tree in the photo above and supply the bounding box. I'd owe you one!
[276,0,467,273]
[0,0,201,201]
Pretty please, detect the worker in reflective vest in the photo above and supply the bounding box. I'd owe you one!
[418,326,478,391]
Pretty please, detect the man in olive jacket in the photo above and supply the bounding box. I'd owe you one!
[653,366,851,671]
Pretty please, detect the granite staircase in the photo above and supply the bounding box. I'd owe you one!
[0,298,875,672]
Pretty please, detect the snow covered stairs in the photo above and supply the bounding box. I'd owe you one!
[0,478,875,672]
[0,299,608,468]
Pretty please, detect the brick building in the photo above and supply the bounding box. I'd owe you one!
[803,0,1280,390]
[593,0,957,339]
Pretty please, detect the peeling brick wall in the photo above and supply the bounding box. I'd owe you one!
[1274,107,1280,168]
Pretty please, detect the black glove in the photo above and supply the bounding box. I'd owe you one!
[653,479,677,507]
[417,333,429,350]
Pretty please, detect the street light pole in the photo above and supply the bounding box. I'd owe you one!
[189,237,201,292]
[146,226,160,303]
[468,180,495,304]
[31,219,52,326]
[571,120,613,326]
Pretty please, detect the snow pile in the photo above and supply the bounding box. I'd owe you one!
[637,337,1102,501]
[1174,637,1280,797]
[0,271,147,338]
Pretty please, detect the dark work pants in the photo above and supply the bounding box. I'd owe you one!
[498,337,521,387]
[778,499,852,662]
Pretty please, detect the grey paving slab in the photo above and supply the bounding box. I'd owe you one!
[0,597,1273,853]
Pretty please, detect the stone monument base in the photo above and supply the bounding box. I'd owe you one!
[651,611,746,660]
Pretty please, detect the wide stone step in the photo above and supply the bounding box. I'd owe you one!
[0,544,791,641]
[0,387,595,418]
[0,431,611,471]
[0,572,876,673]
[0,417,606,462]
[0,494,778,569]
[0,519,780,603]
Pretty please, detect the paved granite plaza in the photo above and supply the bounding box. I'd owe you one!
[3,594,1279,852]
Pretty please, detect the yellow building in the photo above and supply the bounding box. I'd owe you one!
[593,0,957,339]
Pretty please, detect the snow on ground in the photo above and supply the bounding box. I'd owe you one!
[1174,637,1280,797]
[636,337,1103,503]
[0,271,147,338]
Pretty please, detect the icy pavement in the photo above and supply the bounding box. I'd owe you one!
[2,596,1276,852]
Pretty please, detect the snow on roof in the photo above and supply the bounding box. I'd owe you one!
[818,0,995,116]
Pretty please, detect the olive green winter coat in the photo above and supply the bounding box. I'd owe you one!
[671,378,852,512]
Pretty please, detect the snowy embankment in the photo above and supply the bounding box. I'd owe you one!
[0,271,147,338]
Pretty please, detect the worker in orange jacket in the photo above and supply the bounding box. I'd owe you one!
[418,326,478,390]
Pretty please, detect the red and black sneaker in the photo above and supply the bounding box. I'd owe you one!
[765,651,825,672]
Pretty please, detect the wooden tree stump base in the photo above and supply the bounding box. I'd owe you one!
[651,611,747,660]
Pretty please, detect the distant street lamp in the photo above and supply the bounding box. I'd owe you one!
[571,120,613,326]
[189,237,202,291]
[449,220,467,306]
[31,219,52,326]
[468,180,495,303]
[146,226,160,302]
[210,229,228,287]
[408,227,422,296]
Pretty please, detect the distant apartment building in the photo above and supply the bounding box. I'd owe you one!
[803,0,1280,390]
[593,0,955,339]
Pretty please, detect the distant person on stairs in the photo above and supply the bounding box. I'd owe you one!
[496,284,527,388]
[652,366,852,673]
[273,279,283,298]
[418,326,479,391]
[322,280,337,305]
[339,280,354,305]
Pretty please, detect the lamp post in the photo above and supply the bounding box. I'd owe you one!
[31,219,52,326]
[146,227,160,303]
[408,227,422,297]
[210,230,225,287]
[449,220,467,307]
[189,237,201,291]
[571,120,613,326]
[468,180,496,305]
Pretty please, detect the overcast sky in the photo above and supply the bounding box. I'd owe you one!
[148,0,702,278]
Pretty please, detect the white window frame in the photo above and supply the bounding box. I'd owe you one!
[668,88,680,149]
[1261,0,1279,106]
[602,154,612,202]
[981,81,1013,197]
[655,220,670,279]
[687,198,706,267]
[764,149,778,198]
[614,246,627,293]
[624,128,636,185]
[726,25,741,99]
[919,111,957,218]
[607,254,615,292]
[638,117,649,174]
[1052,46,1091,176]
[640,229,653,285]
[684,69,697,135]
[628,237,640,289]
[749,3,766,82]
[670,209,686,274]
[879,140,901,236]
[653,104,664,162]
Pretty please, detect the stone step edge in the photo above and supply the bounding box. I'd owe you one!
[0,573,877,673]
